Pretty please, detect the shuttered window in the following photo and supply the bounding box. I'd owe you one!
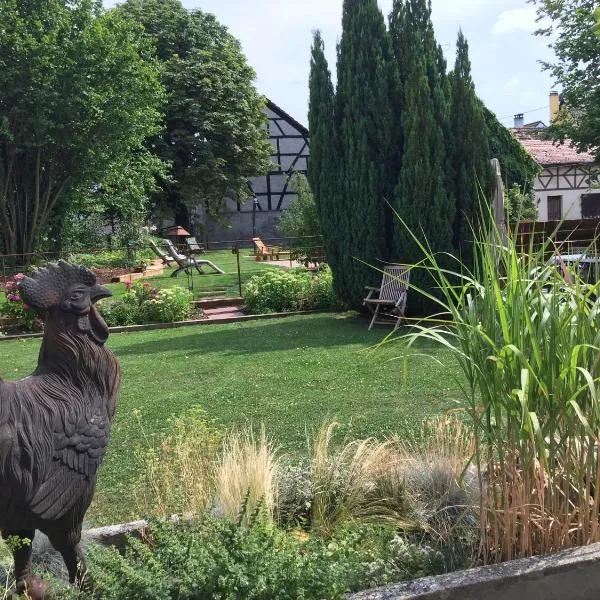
[581,193,600,219]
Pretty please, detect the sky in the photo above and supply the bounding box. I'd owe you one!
[103,0,556,129]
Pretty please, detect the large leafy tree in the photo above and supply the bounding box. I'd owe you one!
[115,0,272,229]
[447,31,493,265]
[532,0,600,159]
[0,0,163,256]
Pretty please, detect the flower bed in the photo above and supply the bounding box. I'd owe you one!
[98,281,199,326]
[0,274,44,333]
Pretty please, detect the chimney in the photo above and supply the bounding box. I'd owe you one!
[549,90,560,123]
[514,113,524,129]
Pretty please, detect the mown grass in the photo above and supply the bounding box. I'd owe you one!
[104,248,282,300]
[0,313,461,525]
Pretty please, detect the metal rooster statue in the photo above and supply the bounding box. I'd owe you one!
[0,261,120,598]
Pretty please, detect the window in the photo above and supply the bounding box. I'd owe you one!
[581,193,600,219]
[547,195,562,220]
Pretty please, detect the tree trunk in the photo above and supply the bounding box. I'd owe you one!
[0,145,68,262]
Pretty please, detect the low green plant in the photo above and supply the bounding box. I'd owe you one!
[80,517,443,600]
[244,266,339,313]
[99,280,193,326]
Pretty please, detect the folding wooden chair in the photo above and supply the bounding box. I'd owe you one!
[363,265,410,331]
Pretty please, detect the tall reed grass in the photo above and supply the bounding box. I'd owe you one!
[401,218,600,562]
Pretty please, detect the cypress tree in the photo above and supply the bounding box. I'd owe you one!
[448,31,494,265]
[395,55,454,313]
[334,0,397,306]
[390,0,453,313]
[308,31,340,276]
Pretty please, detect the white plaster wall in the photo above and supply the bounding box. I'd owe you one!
[534,165,595,221]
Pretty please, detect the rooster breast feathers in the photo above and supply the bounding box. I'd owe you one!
[1,377,116,522]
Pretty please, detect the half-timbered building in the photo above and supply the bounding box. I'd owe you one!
[516,133,598,221]
[205,99,309,242]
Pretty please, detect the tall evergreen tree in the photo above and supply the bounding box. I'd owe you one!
[334,0,398,306]
[447,31,493,265]
[390,0,453,313]
[308,31,339,276]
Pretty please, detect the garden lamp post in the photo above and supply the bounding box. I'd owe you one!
[252,197,259,238]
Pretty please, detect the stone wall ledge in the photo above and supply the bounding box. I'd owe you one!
[347,542,600,600]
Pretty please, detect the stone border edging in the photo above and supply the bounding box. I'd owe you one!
[347,542,600,600]
[0,309,324,341]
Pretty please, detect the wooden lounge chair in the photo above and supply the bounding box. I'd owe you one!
[185,236,206,255]
[252,237,290,261]
[363,264,410,331]
[162,239,225,277]
[149,240,174,266]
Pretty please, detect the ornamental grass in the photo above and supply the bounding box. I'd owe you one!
[401,215,600,562]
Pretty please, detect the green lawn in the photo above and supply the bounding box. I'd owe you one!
[104,248,282,300]
[0,313,462,525]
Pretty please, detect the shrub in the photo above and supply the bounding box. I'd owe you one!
[69,250,148,270]
[244,266,339,313]
[0,274,44,332]
[276,172,321,244]
[98,281,194,326]
[81,518,443,600]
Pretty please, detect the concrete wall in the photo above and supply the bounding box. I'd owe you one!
[348,543,600,600]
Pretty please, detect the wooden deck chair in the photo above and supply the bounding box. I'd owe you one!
[251,237,291,261]
[185,236,205,255]
[363,265,410,331]
[149,240,174,266]
[162,239,225,277]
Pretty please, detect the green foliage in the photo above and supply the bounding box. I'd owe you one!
[532,0,600,160]
[482,105,541,191]
[69,250,146,270]
[0,0,164,256]
[115,0,272,226]
[80,518,442,600]
[0,274,43,332]
[332,0,399,307]
[308,31,339,277]
[504,183,538,222]
[310,1,540,315]
[402,211,600,560]
[243,267,339,314]
[447,31,494,266]
[99,280,193,325]
[392,0,454,314]
[276,173,321,244]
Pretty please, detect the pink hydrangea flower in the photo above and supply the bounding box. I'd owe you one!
[13,273,25,281]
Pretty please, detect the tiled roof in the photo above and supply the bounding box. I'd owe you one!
[512,130,596,166]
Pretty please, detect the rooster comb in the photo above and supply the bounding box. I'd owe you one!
[19,261,97,309]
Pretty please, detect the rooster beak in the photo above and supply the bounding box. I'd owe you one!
[90,284,112,302]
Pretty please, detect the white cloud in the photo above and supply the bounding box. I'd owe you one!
[492,7,539,36]
[504,75,521,89]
